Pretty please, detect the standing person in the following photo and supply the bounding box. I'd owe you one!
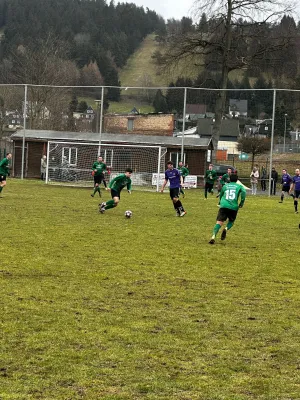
[178,161,189,198]
[209,174,246,244]
[216,168,232,198]
[91,156,107,197]
[261,167,267,191]
[161,161,186,217]
[40,155,47,180]
[270,167,278,195]
[204,163,217,199]
[99,168,132,214]
[289,168,300,214]
[0,153,12,196]
[279,169,292,203]
[250,166,259,195]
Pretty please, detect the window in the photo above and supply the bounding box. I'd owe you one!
[62,147,78,166]
[170,152,186,168]
[127,118,134,131]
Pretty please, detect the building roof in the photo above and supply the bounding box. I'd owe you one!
[197,119,240,138]
[229,99,248,113]
[11,129,213,149]
[186,104,206,114]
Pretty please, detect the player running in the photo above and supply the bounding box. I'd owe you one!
[204,164,217,199]
[279,169,292,203]
[0,153,12,196]
[91,156,107,197]
[99,168,132,213]
[161,160,186,217]
[178,161,189,198]
[216,168,232,198]
[289,168,300,214]
[209,174,246,244]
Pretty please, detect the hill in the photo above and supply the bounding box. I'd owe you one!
[119,34,200,88]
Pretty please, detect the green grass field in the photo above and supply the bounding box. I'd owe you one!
[1,180,300,399]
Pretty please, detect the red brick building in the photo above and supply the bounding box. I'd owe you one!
[104,113,174,136]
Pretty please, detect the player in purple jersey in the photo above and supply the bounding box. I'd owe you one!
[161,161,186,217]
[289,169,300,213]
[279,169,292,203]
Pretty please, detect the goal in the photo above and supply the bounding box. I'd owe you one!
[46,141,167,191]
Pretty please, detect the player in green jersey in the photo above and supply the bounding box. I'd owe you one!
[0,153,12,196]
[91,156,107,197]
[216,168,232,198]
[209,174,246,244]
[178,161,189,197]
[99,168,132,213]
[204,164,217,198]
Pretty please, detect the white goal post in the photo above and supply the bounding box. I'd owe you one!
[46,141,167,191]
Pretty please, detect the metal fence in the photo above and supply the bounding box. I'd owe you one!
[1,84,300,192]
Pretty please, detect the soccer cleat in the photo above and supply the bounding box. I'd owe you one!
[180,211,186,217]
[221,229,227,241]
[278,201,283,203]
[299,223,300,229]
[99,202,106,214]
[209,239,215,244]
[216,194,220,198]
[91,194,94,197]
[295,211,298,214]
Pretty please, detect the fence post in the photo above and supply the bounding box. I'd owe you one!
[21,84,28,179]
[268,89,276,196]
[181,87,187,163]
[98,86,104,155]
[156,146,162,192]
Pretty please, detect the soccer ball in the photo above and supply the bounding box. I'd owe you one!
[125,210,132,218]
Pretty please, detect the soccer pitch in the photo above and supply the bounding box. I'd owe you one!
[1,180,300,399]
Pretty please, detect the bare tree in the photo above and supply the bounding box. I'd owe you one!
[237,136,271,168]
[0,34,80,130]
[163,0,296,157]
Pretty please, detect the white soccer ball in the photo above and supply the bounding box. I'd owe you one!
[125,210,132,218]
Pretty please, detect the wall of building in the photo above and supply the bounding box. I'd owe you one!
[13,140,45,178]
[104,114,174,136]
[165,148,207,176]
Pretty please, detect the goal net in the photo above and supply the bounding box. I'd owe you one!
[46,141,167,190]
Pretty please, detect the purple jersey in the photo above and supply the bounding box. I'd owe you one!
[281,173,291,186]
[292,175,300,191]
[165,168,181,189]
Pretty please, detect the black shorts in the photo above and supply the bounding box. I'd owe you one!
[111,189,120,199]
[205,182,214,191]
[217,208,238,223]
[94,173,105,185]
[169,187,180,200]
[0,174,6,182]
[295,190,300,199]
[282,185,290,192]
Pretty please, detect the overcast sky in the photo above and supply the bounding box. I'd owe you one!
[131,0,300,22]
[131,0,195,20]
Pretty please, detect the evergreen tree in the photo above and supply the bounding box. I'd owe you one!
[153,89,168,113]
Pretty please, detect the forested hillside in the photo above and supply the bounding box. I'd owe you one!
[0,0,164,99]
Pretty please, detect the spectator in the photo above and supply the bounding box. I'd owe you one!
[40,155,47,180]
[261,167,267,191]
[270,167,278,195]
[250,167,259,195]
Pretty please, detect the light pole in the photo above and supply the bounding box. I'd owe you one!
[95,99,101,134]
[95,86,105,156]
[283,113,287,153]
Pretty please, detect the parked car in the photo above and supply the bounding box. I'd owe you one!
[213,164,237,175]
